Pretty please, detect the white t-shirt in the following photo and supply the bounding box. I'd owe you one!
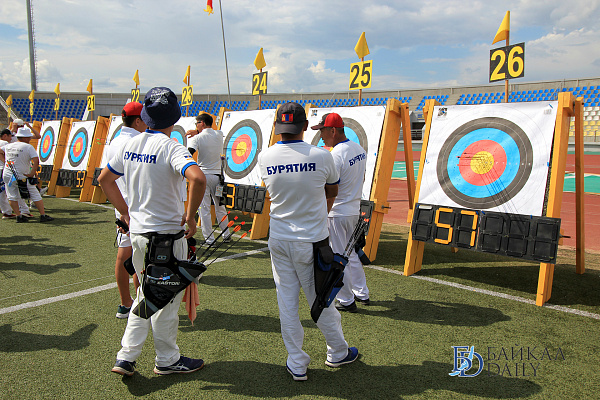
[107,130,197,234]
[258,140,339,242]
[329,139,367,217]
[3,141,38,177]
[188,128,224,175]
[0,139,9,173]
[104,126,141,218]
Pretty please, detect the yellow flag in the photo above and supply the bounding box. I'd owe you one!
[86,79,93,93]
[254,48,266,70]
[6,95,12,106]
[183,65,190,84]
[492,11,510,44]
[133,70,140,86]
[28,90,35,102]
[54,83,60,96]
[354,32,370,59]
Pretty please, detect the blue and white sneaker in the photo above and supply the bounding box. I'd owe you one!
[153,356,204,375]
[286,363,307,381]
[111,359,136,376]
[116,305,130,319]
[325,347,359,368]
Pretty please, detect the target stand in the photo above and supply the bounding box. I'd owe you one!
[47,118,78,197]
[404,93,585,306]
[80,116,110,203]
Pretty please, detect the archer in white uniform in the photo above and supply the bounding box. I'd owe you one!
[258,102,358,382]
[103,101,146,318]
[312,112,370,312]
[0,129,15,218]
[186,113,230,244]
[99,87,207,377]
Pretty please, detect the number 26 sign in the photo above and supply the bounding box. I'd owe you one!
[489,42,525,82]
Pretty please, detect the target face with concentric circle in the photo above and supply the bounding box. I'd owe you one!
[310,117,368,152]
[109,123,123,144]
[39,127,56,163]
[223,119,263,179]
[418,103,558,216]
[68,127,90,168]
[171,125,187,147]
[437,117,532,209]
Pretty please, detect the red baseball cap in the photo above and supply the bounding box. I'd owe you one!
[122,101,143,117]
[311,112,344,130]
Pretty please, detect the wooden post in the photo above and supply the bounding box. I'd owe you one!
[47,117,74,196]
[404,99,438,276]
[363,98,403,259]
[536,92,573,305]
[400,102,416,222]
[574,98,585,274]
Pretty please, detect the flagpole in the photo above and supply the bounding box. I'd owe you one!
[504,31,510,103]
[218,0,232,110]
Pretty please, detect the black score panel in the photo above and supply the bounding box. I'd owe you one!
[411,203,560,263]
[56,169,86,188]
[37,165,53,182]
[359,200,374,234]
[219,182,266,214]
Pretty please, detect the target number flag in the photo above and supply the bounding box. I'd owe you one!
[349,60,372,90]
[417,102,557,217]
[131,88,140,103]
[182,85,193,107]
[86,95,95,111]
[252,72,268,95]
[490,42,525,82]
[54,98,60,111]
[62,121,96,171]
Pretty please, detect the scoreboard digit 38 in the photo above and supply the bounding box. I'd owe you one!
[411,203,561,263]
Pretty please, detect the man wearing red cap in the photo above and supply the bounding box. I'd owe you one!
[312,112,370,312]
[104,101,147,319]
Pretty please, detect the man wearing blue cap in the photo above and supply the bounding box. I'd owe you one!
[99,87,207,377]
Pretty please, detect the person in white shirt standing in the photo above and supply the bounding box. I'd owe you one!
[312,112,370,313]
[0,127,53,223]
[186,113,230,244]
[8,119,37,217]
[0,129,16,218]
[99,87,207,377]
[104,101,146,319]
[258,102,358,382]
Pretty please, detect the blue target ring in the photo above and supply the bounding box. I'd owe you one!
[446,128,519,198]
[68,128,89,168]
[171,125,187,147]
[311,117,368,151]
[39,127,55,162]
[224,119,262,179]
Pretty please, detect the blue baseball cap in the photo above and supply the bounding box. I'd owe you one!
[141,87,181,129]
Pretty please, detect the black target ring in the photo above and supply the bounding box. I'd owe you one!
[310,117,368,152]
[67,127,90,168]
[436,117,533,209]
[223,119,263,179]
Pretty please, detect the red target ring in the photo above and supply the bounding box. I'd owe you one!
[458,140,507,186]
[73,136,85,159]
[231,134,252,164]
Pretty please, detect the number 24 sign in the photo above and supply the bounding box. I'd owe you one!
[349,60,372,90]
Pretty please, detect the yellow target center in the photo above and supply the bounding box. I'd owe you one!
[235,142,247,157]
[75,142,82,153]
[471,151,494,174]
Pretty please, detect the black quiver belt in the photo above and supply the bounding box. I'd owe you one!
[310,238,347,323]
[354,230,371,265]
[132,231,206,319]
[16,179,29,199]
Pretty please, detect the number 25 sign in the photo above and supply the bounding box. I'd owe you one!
[489,42,525,82]
[349,60,372,90]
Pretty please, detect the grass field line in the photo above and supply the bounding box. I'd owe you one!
[0,246,270,316]
[365,264,600,320]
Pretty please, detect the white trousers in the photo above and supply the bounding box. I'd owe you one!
[116,231,186,367]
[328,215,370,305]
[199,174,230,241]
[1,170,33,213]
[268,238,348,375]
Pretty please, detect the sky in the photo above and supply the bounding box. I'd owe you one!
[0,0,599,95]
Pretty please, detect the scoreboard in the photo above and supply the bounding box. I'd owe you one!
[218,182,266,214]
[411,203,561,263]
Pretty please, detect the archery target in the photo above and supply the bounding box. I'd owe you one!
[220,109,276,186]
[305,106,385,200]
[99,116,122,168]
[61,121,96,171]
[38,121,61,165]
[418,102,558,216]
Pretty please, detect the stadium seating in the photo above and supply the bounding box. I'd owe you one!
[10,97,85,121]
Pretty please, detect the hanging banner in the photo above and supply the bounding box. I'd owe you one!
[304,106,385,200]
[417,102,558,216]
